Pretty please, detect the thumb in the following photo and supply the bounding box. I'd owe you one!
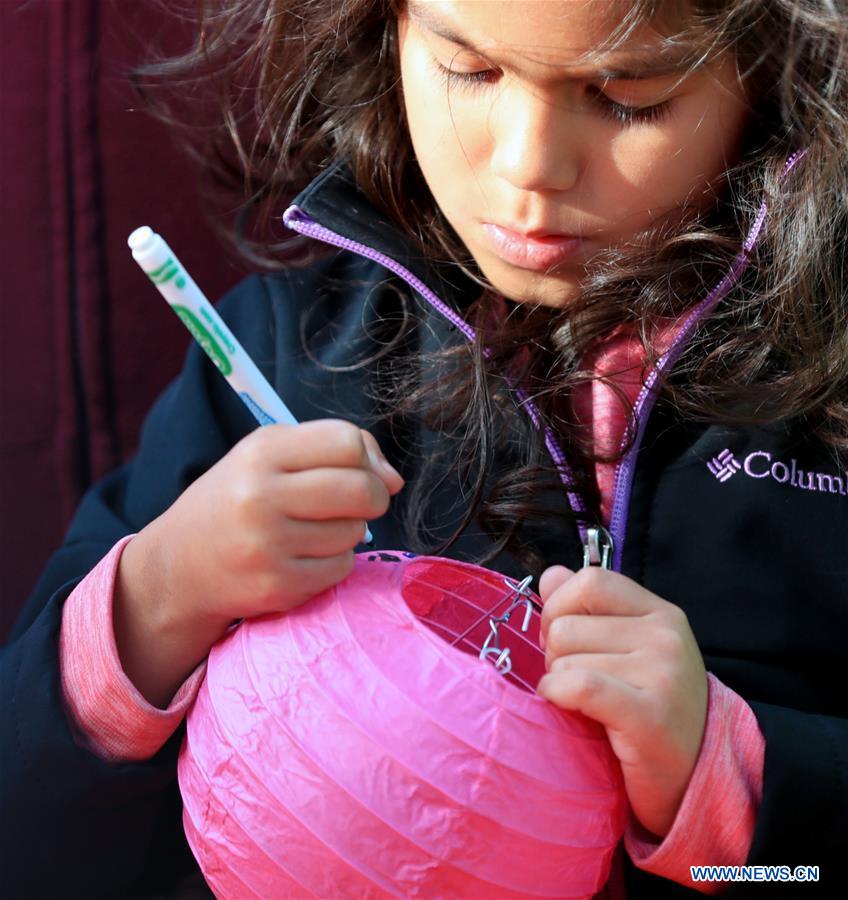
[360,429,405,494]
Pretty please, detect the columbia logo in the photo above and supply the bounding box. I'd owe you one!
[706,449,847,498]
[708,449,742,482]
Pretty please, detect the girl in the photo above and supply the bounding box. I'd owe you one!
[3,0,846,897]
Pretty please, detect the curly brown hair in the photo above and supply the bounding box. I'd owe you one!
[135,0,848,575]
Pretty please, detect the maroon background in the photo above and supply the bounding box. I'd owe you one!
[0,1,246,641]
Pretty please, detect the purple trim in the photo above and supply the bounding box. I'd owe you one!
[607,148,808,570]
[282,206,590,541]
[283,207,475,339]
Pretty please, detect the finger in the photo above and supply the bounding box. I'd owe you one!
[549,649,695,698]
[251,419,372,473]
[545,613,650,662]
[548,651,636,681]
[277,468,391,521]
[539,565,574,603]
[536,667,643,733]
[538,565,575,651]
[359,429,405,494]
[279,516,373,557]
[540,567,660,638]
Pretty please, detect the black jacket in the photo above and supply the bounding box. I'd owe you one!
[3,163,846,898]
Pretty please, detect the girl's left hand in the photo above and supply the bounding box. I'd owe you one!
[537,565,708,840]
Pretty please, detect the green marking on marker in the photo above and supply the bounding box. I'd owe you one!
[146,257,183,286]
[147,267,174,283]
[199,306,236,353]
[153,265,179,285]
[172,305,232,376]
[148,257,173,279]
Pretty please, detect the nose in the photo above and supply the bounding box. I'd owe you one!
[489,85,581,194]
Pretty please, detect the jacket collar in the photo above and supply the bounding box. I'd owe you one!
[288,161,481,315]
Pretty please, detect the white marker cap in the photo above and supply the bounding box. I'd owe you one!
[128,226,170,270]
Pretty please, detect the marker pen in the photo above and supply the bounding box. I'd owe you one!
[128,226,374,546]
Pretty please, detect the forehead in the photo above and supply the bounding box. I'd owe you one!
[405,0,698,79]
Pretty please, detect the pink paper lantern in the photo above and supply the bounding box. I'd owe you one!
[179,552,627,899]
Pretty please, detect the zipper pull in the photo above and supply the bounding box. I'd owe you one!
[582,525,614,569]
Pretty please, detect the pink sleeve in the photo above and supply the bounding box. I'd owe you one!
[623,672,765,893]
[59,535,206,763]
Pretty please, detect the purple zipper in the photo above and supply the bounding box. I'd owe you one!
[606,247,753,570]
[283,149,805,572]
[607,147,807,570]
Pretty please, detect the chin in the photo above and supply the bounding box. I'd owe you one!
[476,256,583,309]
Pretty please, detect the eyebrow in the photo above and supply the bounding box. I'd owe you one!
[405,0,694,81]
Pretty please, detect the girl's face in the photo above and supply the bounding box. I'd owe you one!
[397,1,752,307]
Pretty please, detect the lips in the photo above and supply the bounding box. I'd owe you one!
[481,223,584,271]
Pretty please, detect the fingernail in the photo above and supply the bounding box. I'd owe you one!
[539,564,575,603]
[383,460,404,480]
[370,450,402,481]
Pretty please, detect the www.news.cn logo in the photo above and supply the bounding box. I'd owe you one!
[690,864,819,884]
[707,449,742,482]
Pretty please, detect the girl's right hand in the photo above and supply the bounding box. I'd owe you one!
[113,419,404,706]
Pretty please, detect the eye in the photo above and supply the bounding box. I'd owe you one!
[430,57,499,91]
[589,88,672,127]
[429,56,673,126]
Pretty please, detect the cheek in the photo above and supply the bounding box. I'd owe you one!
[401,58,458,174]
[601,132,685,223]
[400,65,489,216]
[602,95,749,226]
